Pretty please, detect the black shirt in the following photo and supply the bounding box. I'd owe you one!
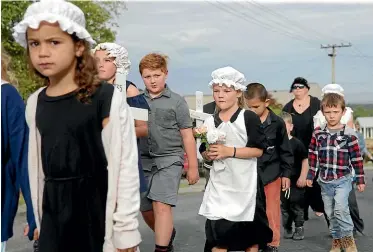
[35,83,114,252]
[289,137,308,184]
[258,109,293,185]
[283,96,320,149]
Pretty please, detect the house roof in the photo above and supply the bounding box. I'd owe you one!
[356,117,373,128]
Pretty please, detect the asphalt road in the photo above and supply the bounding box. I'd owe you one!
[6,171,373,252]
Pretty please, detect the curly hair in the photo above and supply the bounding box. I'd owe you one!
[139,53,168,75]
[27,33,100,103]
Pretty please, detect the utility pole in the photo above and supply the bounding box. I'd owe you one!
[321,43,352,83]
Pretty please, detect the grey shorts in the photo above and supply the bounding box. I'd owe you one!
[140,161,183,212]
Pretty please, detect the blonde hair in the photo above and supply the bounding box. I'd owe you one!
[279,111,293,124]
[1,48,18,87]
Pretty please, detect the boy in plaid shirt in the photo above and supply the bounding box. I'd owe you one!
[306,93,365,252]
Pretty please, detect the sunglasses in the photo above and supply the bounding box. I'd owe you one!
[292,84,306,90]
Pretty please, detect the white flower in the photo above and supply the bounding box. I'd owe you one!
[207,129,226,144]
[207,129,219,144]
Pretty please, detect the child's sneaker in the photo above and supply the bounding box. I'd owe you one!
[263,245,279,252]
[341,236,358,252]
[330,239,342,252]
[292,227,304,240]
[284,228,293,239]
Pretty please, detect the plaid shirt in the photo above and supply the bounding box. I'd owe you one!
[307,126,365,185]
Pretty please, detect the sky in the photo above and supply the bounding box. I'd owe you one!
[114,1,373,103]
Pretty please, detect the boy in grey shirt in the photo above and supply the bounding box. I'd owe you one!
[138,53,199,252]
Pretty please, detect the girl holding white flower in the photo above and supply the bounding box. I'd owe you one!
[198,67,272,252]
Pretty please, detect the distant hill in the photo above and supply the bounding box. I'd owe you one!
[348,104,373,118]
[349,104,373,109]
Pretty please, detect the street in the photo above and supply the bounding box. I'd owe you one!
[6,170,373,252]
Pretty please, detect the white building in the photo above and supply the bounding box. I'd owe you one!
[356,117,373,139]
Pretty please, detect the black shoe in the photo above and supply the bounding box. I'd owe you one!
[167,228,176,252]
[284,228,293,239]
[293,226,304,240]
[263,245,279,252]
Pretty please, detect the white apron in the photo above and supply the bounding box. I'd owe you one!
[199,110,258,222]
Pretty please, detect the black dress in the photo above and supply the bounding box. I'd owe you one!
[35,83,114,252]
[204,173,272,251]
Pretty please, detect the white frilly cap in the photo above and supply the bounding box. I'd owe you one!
[92,43,131,75]
[322,83,345,97]
[12,0,95,48]
[209,66,247,91]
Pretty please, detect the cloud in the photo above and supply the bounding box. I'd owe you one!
[117,2,373,102]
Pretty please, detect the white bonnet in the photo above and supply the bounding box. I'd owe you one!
[12,0,95,48]
[208,66,247,91]
[322,84,344,97]
[92,43,131,75]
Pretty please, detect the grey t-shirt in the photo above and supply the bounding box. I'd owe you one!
[139,86,192,165]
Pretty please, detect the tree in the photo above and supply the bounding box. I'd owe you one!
[268,93,283,115]
[1,0,125,99]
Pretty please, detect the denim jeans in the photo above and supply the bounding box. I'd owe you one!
[319,175,353,239]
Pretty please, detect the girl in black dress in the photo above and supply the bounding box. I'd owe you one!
[199,67,272,252]
[12,1,141,252]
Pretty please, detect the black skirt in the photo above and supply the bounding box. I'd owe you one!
[204,174,273,251]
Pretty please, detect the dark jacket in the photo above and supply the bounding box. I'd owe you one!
[258,109,293,185]
[202,102,216,169]
[1,83,36,242]
[282,96,320,149]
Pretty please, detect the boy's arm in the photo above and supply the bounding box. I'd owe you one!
[300,159,309,178]
[176,98,199,180]
[298,140,309,179]
[278,120,293,179]
[180,129,198,169]
[348,135,365,185]
[242,110,266,158]
[307,130,319,180]
[5,85,36,240]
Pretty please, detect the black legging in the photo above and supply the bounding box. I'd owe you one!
[348,185,364,233]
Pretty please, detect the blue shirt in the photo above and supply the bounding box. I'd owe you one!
[1,83,35,241]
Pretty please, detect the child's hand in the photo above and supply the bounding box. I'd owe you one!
[281,177,290,191]
[202,151,216,161]
[296,176,307,188]
[23,225,38,240]
[23,224,29,237]
[208,144,232,160]
[357,184,365,192]
[187,167,200,185]
[306,179,313,187]
[33,229,39,240]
